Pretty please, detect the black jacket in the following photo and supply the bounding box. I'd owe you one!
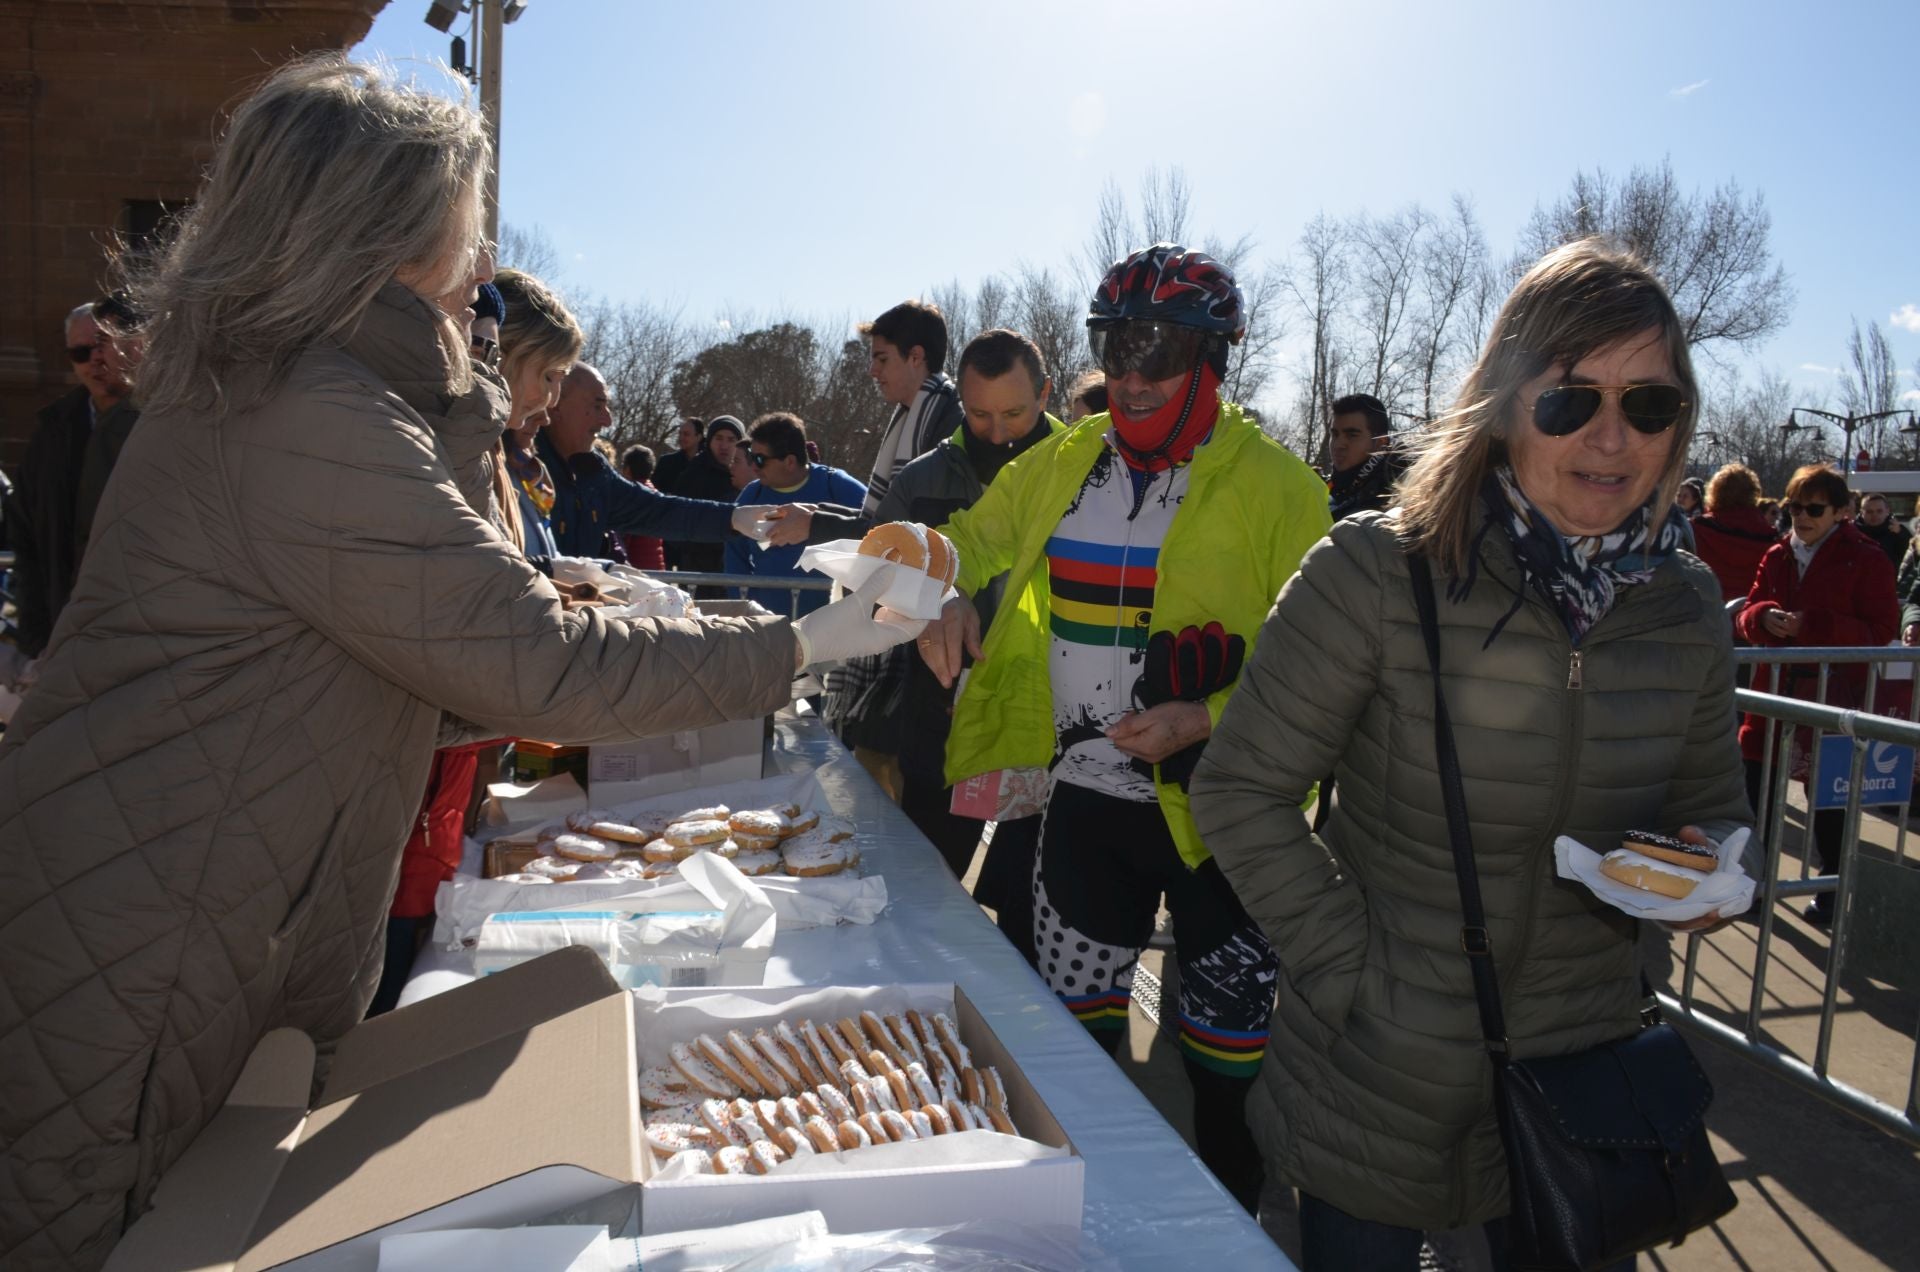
[3,388,96,655]
[670,450,739,575]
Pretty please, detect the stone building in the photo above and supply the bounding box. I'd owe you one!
[0,0,389,465]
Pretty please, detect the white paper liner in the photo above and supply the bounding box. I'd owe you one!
[798,539,956,621]
[442,769,889,946]
[1554,827,1756,922]
[633,985,1066,1177]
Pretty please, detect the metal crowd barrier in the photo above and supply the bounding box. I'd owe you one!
[1660,646,1920,1146]
[637,570,833,622]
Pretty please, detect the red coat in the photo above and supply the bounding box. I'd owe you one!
[1734,521,1898,760]
[1692,508,1777,602]
[389,741,494,918]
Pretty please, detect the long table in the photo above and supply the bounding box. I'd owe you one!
[403,714,1294,1270]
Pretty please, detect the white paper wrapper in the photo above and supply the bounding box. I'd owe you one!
[798,538,955,621]
[1554,828,1757,923]
[378,1226,630,1272]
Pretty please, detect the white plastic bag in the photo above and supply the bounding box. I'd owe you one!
[798,538,954,621]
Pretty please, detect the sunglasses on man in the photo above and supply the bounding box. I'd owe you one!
[1530,383,1688,437]
[1087,319,1211,383]
[66,340,103,363]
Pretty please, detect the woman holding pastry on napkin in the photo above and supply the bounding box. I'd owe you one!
[1190,239,1753,1269]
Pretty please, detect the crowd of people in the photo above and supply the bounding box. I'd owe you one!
[0,52,1882,1272]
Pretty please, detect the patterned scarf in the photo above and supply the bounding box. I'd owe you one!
[503,438,555,519]
[1465,467,1690,647]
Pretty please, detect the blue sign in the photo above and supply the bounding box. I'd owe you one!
[1813,736,1915,809]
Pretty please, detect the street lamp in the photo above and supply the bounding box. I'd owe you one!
[421,1,532,244]
[1780,407,1919,479]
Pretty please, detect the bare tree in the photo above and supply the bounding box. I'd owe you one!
[1839,318,1903,457]
[1012,264,1084,416]
[576,297,701,451]
[497,221,564,283]
[1519,158,1793,356]
[1348,204,1430,406]
[1407,194,1494,422]
[1699,366,1826,495]
[1081,165,1194,286]
[928,280,975,371]
[1281,213,1350,465]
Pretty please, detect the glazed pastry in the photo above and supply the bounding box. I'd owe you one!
[550,832,620,863]
[669,804,731,825]
[670,1042,737,1098]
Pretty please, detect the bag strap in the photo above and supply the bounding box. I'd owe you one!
[1408,553,1512,1062]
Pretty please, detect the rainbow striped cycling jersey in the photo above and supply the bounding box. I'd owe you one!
[1046,446,1190,801]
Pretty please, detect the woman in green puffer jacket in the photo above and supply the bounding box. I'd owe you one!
[1191,239,1752,1270]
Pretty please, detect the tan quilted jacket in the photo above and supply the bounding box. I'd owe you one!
[0,286,795,1269]
[1192,511,1749,1230]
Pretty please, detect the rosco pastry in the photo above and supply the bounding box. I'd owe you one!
[1599,849,1710,900]
[1621,830,1719,871]
[857,521,958,587]
[521,855,581,882]
[782,830,858,877]
[669,804,731,825]
[730,847,784,876]
[550,832,621,863]
[566,809,653,844]
[729,809,787,840]
[663,818,731,850]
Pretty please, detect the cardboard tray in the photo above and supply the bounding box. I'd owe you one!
[108,948,642,1271]
[633,984,1083,1236]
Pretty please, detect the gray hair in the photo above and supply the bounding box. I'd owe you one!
[130,54,491,415]
[1396,238,1699,576]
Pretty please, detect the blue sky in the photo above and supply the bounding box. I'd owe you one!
[354,0,1920,411]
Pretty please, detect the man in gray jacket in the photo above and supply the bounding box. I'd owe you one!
[879,330,1061,915]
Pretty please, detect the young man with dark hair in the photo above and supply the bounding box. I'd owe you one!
[1324,391,1403,521]
[856,299,963,517]
[879,329,1064,909]
[725,412,866,618]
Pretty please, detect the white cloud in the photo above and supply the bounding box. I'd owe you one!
[1903,389,1920,405]
[1669,79,1710,97]
[1800,363,1839,375]
[1068,91,1106,139]
[1891,303,1920,333]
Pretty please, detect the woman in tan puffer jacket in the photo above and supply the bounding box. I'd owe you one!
[1192,240,1752,1269]
[0,58,914,1270]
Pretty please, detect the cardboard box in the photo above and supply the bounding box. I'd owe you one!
[634,984,1083,1237]
[509,739,589,785]
[107,948,643,1272]
[588,716,767,805]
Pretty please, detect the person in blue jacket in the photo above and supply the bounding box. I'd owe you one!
[726,412,867,618]
[535,364,768,561]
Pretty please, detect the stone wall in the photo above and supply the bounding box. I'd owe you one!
[0,0,388,465]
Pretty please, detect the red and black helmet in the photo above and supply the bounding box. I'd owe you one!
[1088,243,1245,340]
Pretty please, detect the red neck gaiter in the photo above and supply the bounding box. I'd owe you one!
[1110,363,1222,472]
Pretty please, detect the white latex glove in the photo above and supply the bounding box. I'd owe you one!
[731,505,780,542]
[791,572,928,669]
[546,556,603,588]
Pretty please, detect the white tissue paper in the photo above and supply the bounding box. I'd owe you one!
[1554,827,1757,923]
[798,538,955,621]
[632,1211,828,1272]
[376,1225,635,1272]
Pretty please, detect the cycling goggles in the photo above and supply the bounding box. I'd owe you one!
[1531,383,1688,437]
[1087,320,1210,382]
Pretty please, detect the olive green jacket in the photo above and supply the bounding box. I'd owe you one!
[1192,511,1750,1228]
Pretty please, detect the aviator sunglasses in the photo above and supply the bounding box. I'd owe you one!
[1531,383,1688,437]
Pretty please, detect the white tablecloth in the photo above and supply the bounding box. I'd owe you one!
[402,715,1293,1270]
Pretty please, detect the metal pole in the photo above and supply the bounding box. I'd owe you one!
[479,0,503,245]
[1812,739,1867,1079]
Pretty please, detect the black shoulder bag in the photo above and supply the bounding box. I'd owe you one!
[1407,553,1736,1271]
